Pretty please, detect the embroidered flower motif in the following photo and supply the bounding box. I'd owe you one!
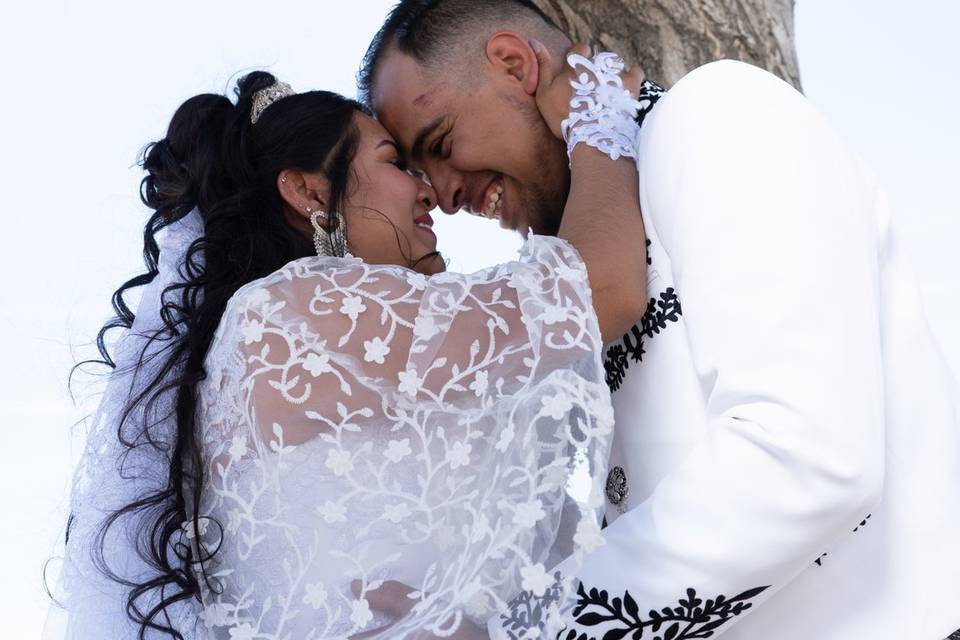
[541,393,573,420]
[542,304,569,325]
[447,441,472,469]
[495,426,515,452]
[325,449,353,476]
[596,80,635,112]
[199,601,231,627]
[573,517,605,553]
[406,272,429,291]
[182,516,210,540]
[303,352,332,376]
[520,563,553,597]
[339,295,367,320]
[302,582,328,609]
[246,287,271,307]
[468,370,489,397]
[240,318,265,345]
[363,337,390,364]
[383,502,411,523]
[554,263,585,282]
[350,597,373,628]
[384,438,412,463]
[588,395,615,428]
[413,315,438,340]
[471,513,491,541]
[228,434,247,462]
[317,500,347,524]
[463,585,491,618]
[513,499,546,528]
[397,368,421,397]
[225,509,242,534]
[227,622,257,640]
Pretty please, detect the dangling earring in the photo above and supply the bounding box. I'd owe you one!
[308,207,331,257]
[308,207,348,258]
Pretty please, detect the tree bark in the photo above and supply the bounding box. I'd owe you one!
[532,0,801,91]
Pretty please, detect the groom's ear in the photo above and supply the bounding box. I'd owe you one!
[484,31,539,96]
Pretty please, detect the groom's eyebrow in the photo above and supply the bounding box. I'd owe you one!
[410,116,445,161]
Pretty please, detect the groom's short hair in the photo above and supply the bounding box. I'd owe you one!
[358,0,569,109]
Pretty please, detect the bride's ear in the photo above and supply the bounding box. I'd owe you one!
[277,169,331,224]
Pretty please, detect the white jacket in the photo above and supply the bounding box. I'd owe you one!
[493,60,960,640]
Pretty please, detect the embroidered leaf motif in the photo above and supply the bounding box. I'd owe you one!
[604,287,683,392]
[546,582,770,640]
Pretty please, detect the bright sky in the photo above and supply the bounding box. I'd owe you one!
[1,0,957,634]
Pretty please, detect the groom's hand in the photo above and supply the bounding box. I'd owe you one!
[349,580,490,639]
[530,40,646,141]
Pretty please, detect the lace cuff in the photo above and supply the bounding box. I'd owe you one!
[561,51,644,164]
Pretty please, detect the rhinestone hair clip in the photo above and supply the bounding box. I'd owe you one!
[250,80,295,124]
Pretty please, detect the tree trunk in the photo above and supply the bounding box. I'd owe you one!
[532,0,801,91]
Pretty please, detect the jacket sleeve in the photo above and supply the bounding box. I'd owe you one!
[492,60,887,639]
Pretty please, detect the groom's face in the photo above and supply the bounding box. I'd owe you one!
[372,49,569,237]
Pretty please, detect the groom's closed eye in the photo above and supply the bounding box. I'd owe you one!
[430,130,452,159]
[410,116,446,161]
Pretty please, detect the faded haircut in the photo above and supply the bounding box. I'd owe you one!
[358,0,570,110]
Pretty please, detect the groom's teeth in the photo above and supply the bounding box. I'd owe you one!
[485,186,503,218]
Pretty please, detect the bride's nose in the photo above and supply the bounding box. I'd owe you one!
[413,173,437,211]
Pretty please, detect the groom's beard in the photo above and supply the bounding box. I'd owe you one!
[526,131,568,237]
[507,96,569,237]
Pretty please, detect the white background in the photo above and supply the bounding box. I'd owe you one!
[0,0,957,634]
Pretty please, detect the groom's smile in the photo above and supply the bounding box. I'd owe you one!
[369,45,569,237]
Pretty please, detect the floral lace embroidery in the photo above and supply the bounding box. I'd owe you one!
[190,235,615,638]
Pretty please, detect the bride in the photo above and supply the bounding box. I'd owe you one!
[46,45,650,639]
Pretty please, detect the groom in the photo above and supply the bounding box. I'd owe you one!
[359,1,960,638]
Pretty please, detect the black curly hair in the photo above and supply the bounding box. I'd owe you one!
[65,71,366,638]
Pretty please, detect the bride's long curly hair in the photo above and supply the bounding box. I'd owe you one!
[73,71,366,638]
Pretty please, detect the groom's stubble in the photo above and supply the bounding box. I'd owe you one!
[499,87,568,237]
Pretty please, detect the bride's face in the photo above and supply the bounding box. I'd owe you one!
[340,114,444,275]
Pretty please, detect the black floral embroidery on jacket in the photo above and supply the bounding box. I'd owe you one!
[813,513,873,567]
[604,288,683,392]
[852,514,871,532]
[602,81,674,393]
[560,584,771,640]
[636,80,666,128]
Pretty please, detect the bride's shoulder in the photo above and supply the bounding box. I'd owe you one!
[223,255,429,320]
[233,254,364,299]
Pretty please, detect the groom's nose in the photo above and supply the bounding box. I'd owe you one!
[427,164,465,214]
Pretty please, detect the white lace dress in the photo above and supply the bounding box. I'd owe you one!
[189,235,615,639]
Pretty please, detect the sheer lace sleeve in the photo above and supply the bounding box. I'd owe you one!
[193,235,614,639]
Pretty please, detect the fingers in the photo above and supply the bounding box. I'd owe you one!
[622,65,646,98]
[568,42,593,59]
[353,579,418,618]
[528,37,554,89]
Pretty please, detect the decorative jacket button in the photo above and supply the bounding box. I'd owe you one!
[605,466,629,514]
